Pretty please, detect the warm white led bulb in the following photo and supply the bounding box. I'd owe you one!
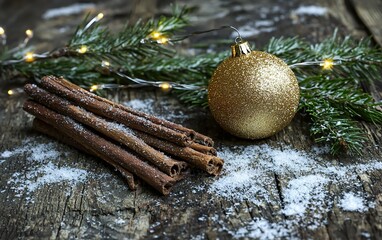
[96,13,104,20]
[159,82,172,90]
[24,52,35,62]
[321,59,334,70]
[77,45,88,54]
[90,85,98,92]
[25,29,33,38]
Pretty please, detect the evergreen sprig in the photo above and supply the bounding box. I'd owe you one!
[1,8,382,155]
[299,75,382,154]
[262,34,382,154]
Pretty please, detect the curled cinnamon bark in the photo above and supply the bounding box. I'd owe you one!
[189,142,217,156]
[51,76,214,146]
[23,75,224,195]
[194,132,214,147]
[24,84,187,178]
[40,76,192,147]
[24,100,175,195]
[134,131,224,176]
[32,119,137,190]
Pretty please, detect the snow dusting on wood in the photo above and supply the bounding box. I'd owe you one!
[1,137,89,201]
[207,144,380,238]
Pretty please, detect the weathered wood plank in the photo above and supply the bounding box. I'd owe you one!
[321,0,368,38]
[350,0,382,46]
[2,92,382,239]
[1,0,382,239]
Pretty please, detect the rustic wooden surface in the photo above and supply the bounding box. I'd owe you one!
[1,0,382,239]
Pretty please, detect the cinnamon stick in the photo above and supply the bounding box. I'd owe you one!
[24,100,175,195]
[189,142,217,156]
[194,133,214,147]
[134,131,224,176]
[32,118,137,190]
[52,76,214,146]
[39,76,192,147]
[24,84,187,178]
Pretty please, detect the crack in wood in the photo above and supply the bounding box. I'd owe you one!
[1,0,382,238]
[55,194,70,239]
[273,172,285,208]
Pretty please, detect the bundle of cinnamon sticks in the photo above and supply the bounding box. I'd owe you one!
[23,76,224,195]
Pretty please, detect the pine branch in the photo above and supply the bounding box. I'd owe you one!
[0,6,191,80]
[173,34,382,155]
[299,75,382,154]
[124,51,227,82]
[68,6,191,60]
[304,98,366,155]
[1,10,382,155]
[176,88,209,108]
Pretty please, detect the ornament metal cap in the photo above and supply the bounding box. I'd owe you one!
[231,41,251,57]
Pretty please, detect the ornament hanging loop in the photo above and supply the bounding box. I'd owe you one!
[235,36,243,44]
[227,26,243,43]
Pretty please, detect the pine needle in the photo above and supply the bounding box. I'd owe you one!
[1,8,382,155]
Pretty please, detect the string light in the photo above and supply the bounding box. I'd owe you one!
[82,13,105,33]
[90,85,98,92]
[80,57,343,92]
[96,57,342,91]
[321,59,334,70]
[77,45,88,54]
[101,60,110,67]
[25,29,33,38]
[0,26,6,45]
[289,59,338,70]
[89,84,128,91]
[158,37,169,44]
[1,15,362,94]
[24,52,35,63]
[7,88,23,96]
[150,31,161,39]
[148,31,169,44]
[20,29,34,47]
[159,82,172,90]
[96,13,104,20]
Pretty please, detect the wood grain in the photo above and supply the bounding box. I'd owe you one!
[1,0,382,239]
[351,0,382,46]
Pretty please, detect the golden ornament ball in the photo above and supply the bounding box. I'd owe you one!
[208,41,300,139]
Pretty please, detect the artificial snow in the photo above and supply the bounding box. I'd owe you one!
[1,138,59,162]
[339,192,368,212]
[125,99,155,113]
[208,144,380,238]
[233,218,290,240]
[282,174,329,216]
[9,162,88,194]
[293,5,327,16]
[1,137,89,198]
[1,150,12,158]
[115,218,126,225]
[106,121,136,136]
[42,3,96,19]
